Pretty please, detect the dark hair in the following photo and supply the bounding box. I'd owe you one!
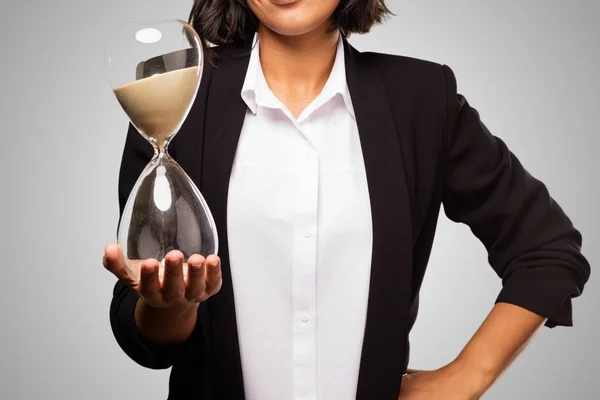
[188,0,392,65]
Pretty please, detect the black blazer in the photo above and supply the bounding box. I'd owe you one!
[110,39,591,400]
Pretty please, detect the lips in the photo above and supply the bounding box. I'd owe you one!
[270,0,297,5]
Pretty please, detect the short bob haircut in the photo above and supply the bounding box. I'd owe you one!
[188,0,392,65]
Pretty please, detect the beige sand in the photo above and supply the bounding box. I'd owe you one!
[114,66,199,148]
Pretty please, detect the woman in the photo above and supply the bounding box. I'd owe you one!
[103,1,591,399]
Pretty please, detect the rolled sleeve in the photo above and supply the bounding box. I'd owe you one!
[441,64,591,328]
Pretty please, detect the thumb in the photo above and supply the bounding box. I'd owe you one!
[103,243,134,283]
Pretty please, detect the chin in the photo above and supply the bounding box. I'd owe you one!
[265,22,323,37]
[250,0,339,37]
[262,15,332,37]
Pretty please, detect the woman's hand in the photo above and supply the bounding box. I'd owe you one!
[103,243,222,310]
[398,362,485,400]
[103,243,222,343]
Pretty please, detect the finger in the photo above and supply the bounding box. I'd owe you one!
[203,255,222,297]
[139,259,161,304]
[162,250,185,303]
[102,243,131,282]
[185,254,206,302]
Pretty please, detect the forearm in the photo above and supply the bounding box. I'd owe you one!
[453,302,546,396]
[135,299,200,344]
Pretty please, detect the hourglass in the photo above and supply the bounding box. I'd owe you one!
[105,20,218,280]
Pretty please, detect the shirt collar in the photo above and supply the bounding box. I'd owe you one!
[240,33,355,119]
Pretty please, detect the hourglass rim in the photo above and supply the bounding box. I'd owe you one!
[106,19,198,42]
[106,18,197,37]
[103,18,203,84]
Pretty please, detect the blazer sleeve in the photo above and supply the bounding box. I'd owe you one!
[441,65,591,328]
[109,123,206,369]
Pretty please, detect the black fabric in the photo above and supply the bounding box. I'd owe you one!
[109,40,591,399]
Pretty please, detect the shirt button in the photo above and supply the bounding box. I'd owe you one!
[301,312,310,323]
[304,232,311,238]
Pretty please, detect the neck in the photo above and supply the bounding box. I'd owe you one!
[257,22,340,100]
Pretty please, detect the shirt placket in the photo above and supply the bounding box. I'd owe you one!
[292,119,319,400]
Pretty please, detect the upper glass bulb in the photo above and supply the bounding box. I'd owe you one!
[106,19,203,150]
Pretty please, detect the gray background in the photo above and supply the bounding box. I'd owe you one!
[0,0,598,399]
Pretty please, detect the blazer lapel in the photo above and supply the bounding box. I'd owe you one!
[178,43,252,400]
[203,45,252,400]
[344,40,415,400]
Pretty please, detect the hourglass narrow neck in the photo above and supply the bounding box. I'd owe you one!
[151,137,173,159]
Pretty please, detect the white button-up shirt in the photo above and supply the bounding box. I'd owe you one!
[226,35,373,400]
